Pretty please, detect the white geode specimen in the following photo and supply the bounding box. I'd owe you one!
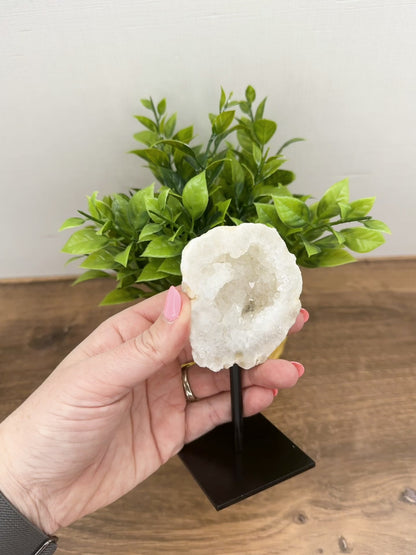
[181,223,302,372]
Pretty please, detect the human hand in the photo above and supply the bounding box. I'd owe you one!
[0,287,308,535]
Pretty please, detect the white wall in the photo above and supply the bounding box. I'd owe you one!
[1,0,415,278]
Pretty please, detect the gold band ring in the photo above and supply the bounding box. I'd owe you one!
[181,365,198,402]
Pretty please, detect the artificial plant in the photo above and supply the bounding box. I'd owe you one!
[61,86,390,305]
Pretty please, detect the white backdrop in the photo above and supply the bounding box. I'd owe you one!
[1,0,415,278]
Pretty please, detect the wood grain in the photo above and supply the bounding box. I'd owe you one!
[1,259,415,554]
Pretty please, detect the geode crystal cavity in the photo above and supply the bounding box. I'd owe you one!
[181,223,302,372]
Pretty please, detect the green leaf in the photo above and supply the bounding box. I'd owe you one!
[302,239,321,257]
[114,243,133,267]
[130,148,170,168]
[136,260,168,282]
[331,228,345,244]
[253,183,291,199]
[87,191,100,219]
[167,195,186,221]
[72,270,111,285]
[134,115,158,132]
[128,185,154,230]
[231,159,245,189]
[155,139,199,163]
[59,217,85,231]
[364,219,391,234]
[317,178,350,219]
[140,98,153,110]
[99,287,142,306]
[347,197,376,219]
[262,157,285,179]
[158,166,184,193]
[237,128,253,152]
[65,255,83,266]
[164,113,177,138]
[112,194,133,236]
[158,257,182,276]
[213,111,235,134]
[219,87,227,111]
[173,126,194,143]
[309,249,356,267]
[342,227,385,253]
[245,85,256,103]
[133,130,159,146]
[254,202,280,227]
[313,234,340,249]
[338,202,351,220]
[230,217,243,225]
[182,171,209,220]
[141,236,185,258]
[254,119,277,145]
[252,143,262,166]
[313,248,356,267]
[273,196,310,227]
[145,197,164,223]
[157,99,166,115]
[62,229,108,255]
[295,193,312,202]
[80,248,119,270]
[269,169,295,186]
[95,199,113,220]
[116,268,137,288]
[157,186,170,211]
[138,222,163,241]
[239,101,250,114]
[208,198,231,228]
[276,138,305,156]
[254,97,267,121]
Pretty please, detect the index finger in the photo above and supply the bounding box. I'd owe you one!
[62,289,185,366]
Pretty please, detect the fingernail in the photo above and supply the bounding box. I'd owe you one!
[291,361,305,377]
[300,308,309,323]
[272,388,278,397]
[163,286,182,322]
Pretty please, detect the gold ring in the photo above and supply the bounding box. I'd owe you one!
[181,365,198,402]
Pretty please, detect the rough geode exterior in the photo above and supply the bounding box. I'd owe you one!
[181,223,302,372]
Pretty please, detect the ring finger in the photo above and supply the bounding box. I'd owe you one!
[182,358,303,401]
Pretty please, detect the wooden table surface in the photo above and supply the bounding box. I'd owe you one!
[1,258,415,555]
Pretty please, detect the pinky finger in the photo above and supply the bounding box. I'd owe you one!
[288,308,309,335]
[184,385,275,444]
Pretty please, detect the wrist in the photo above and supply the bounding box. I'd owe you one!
[0,423,57,536]
[0,490,58,554]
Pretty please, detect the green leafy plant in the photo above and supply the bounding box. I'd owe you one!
[61,85,390,305]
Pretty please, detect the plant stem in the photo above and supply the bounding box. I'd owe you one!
[204,133,217,162]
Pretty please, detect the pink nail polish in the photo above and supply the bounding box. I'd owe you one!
[272,388,278,397]
[291,361,305,377]
[300,308,310,323]
[163,286,182,322]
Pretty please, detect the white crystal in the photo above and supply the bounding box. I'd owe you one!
[181,223,302,372]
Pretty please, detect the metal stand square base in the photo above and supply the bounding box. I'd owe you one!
[179,413,315,510]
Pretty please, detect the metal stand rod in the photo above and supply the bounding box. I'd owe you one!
[230,363,244,452]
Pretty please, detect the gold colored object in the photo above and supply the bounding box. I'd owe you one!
[181,365,198,402]
[268,338,287,360]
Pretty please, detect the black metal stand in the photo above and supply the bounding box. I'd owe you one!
[179,364,315,510]
[230,363,244,453]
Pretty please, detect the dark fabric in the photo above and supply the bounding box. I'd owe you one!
[0,490,57,554]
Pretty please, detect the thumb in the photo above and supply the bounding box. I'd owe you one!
[75,287,191,394]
